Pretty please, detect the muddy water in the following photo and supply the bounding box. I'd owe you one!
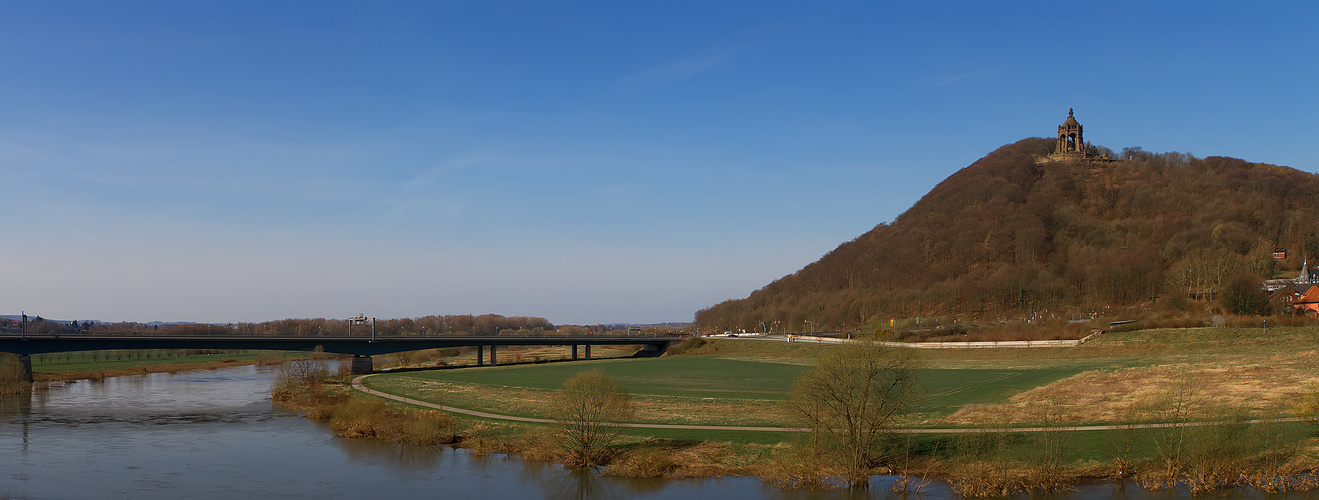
[0,365,1298,499]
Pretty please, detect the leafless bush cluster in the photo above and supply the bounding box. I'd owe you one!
[327,395,458,445]
[271,359,330,399]
[0,353,30,395]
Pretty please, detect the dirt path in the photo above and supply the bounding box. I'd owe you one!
[351,374,1308,433]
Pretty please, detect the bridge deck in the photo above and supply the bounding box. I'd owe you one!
[0,334,681,356]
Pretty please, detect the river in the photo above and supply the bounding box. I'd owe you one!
[0,365,1299,499]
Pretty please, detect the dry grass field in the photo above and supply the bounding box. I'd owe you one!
[935,327,1319,425]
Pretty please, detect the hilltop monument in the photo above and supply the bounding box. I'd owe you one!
[1041,108,1114,163]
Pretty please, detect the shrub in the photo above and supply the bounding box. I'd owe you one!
[664,336,706,356]
[605,448,680,478]
[326,395,456,445]
[0,354,31,395]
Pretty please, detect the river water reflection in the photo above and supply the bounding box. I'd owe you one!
[0,365,1305,499]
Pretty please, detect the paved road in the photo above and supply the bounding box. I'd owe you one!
[351,374,1308,433]
[722,333,1101,349]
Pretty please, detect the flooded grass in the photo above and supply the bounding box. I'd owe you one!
[30,350,268,382]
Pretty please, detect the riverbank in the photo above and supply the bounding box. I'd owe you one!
[286,371,1319,495]
[348,371,1319,492]
[271,328,1319,496]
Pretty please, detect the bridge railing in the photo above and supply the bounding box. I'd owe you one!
[0,331,684,340]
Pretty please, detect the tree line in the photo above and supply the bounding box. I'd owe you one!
[6,314,557,337]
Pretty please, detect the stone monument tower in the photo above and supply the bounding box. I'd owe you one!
[1041,108,1112,163]
[1055,108,1084,156]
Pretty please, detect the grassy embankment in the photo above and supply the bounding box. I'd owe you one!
[281,329,1319,494]
[271,345,649,452]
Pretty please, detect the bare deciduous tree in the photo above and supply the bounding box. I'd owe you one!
[549,369,634,467]
[1137,369,1208,487]
[785,341,922,488]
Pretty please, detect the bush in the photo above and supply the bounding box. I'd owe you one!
[271,359,330,399]
[1220,273,1268,316]
[327,395,457,445]
[605,448,681,478]
[511,428,560,463]
[757,446,834,490]
[664,337,706,356]
[0,353,31,395]
[329,396,390,437]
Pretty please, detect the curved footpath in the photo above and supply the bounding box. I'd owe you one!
[352,374,809,431]
[351,374,1307,434]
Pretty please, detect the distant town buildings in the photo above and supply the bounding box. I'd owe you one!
[1267,259,1319,316]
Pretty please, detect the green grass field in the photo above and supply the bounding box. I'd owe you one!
[369,355,1085,424]
[364,326,1319,430]
[916,367,1086,418]
[397,356,804,400]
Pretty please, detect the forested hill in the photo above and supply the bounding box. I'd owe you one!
[695,137,1319,331]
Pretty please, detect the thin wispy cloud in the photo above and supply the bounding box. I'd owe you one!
[934,69,1003,87]
[616,37,766,87]
[404,152,487,190]
[393,148,621,218]
[613,13,812,88]
[618,54,731,86]
[594,184,632,196]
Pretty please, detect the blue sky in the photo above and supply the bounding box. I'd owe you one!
[2,1,1315,325]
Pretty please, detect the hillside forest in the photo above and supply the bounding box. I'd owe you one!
[696,138,1319,333]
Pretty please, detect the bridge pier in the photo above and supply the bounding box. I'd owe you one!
[585,345,592,360]
[18,354,32,383]
[490,345,498,366]
[633,342,668,358]
[350,355,373,374]
[476,346,484,366]
[571,345,578,360]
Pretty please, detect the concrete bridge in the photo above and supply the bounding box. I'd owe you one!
[0,333,681,382]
